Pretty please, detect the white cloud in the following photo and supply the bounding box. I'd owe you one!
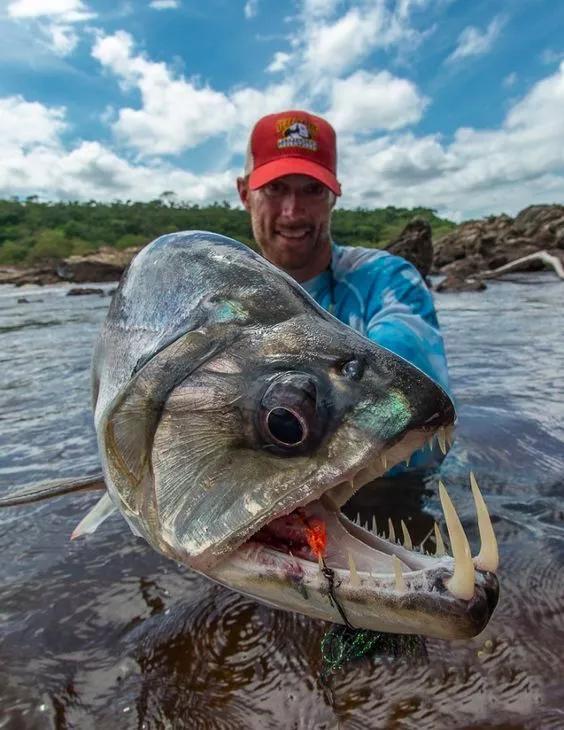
[266,51,291,73]
[7,0,95,57]
[45,23,79,55]
[447,15,504,63]
[3,2,564,221]
[301,0,341,19]
[338,62,564,218]
[244,0,258,19]
[149,0,180,9]
[92,31,297,156]
[7,0,95,22]
[4,60,564,218]
[503,72,517,89]
[0,95,237,203]
[302,7,384,77]
[260,0,430,100]
[0,96,67,149]
[92,32,237,153]
[328,70,427,134]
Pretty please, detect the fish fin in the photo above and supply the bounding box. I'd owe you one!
[71,492,116,540]
[0,473,106,508]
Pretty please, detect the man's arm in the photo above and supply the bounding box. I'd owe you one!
[364,254,449,393]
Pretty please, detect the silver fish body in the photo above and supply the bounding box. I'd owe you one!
[88,231,498,639]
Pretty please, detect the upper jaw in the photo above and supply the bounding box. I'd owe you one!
[190,421,443,571]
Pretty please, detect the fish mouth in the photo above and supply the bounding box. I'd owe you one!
[208,424,500,639]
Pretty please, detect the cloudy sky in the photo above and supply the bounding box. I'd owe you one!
[1,0,563,220]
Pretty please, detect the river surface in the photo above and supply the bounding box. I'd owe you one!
[0,274,563,729]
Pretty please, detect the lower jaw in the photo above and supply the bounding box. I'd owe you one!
[206,541,471,639]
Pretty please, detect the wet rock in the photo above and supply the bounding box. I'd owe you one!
[17,297,30,303]
[434,205,564,282]
[385,218,433,277]
[66,287,106,296]
[57,247,138,283]
[7,268,62,286]
[0,247,140,287]
[440,254,486,279]
[435,276,487,293]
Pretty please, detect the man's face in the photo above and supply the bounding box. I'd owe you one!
[237,174,335,281]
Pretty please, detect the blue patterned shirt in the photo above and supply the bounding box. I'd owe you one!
[302,243,450,470]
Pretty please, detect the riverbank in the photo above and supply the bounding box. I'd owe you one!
[1,204,563,291]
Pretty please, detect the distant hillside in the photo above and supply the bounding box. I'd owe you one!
[0,197,456,265]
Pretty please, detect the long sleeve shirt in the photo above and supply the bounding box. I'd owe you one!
[301,243,450,471]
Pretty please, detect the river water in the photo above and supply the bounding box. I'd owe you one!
[0,273,563,729]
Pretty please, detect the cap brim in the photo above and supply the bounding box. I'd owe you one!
[249,157,342,196]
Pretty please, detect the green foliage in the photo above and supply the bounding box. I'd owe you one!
[0,198,456,265]
[26,229,75,263]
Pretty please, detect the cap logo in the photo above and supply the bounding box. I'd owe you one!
[276,117,318,152]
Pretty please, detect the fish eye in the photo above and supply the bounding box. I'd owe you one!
[258,373,319,452]
[341,358,364,381]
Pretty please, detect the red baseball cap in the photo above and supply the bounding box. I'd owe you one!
[245,110,342,196]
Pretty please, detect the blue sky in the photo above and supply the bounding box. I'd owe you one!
[1,0,563,220]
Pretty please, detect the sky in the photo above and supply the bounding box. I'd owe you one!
[1,0,563,221]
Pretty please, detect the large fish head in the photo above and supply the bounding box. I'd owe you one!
[97,232,499,639]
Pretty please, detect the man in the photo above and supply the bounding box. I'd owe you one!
[237,109,450,401]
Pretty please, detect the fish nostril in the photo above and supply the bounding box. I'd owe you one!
[340,358,364,381]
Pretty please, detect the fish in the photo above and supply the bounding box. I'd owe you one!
[1,231,499,640]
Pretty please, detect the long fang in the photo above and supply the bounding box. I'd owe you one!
[439,481,475,601]
[470,472,499,572]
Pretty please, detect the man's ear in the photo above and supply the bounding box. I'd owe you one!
[237,177,251,212]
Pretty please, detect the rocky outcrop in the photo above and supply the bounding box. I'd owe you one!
[433,205,564,276]
[384,218,433,277]
[0,266,61,286]
[66,287,106,296]
[56,247,138,283]
[436,276,486,293]
[0,247,140,287]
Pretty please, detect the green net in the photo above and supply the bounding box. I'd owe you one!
[320,625,425,682]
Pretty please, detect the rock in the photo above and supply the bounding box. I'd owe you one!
[8,267,62,286]
[440,254,486,279]
[436,276,487,293]
[0,247,141,287]
[66,287,106,296]
[384,218,433,277]
[57,247,138,283]
[17,297,30,303]
[434,204,564,282]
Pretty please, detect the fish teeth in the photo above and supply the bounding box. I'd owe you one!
[393,555,406,593]
[438,427,447,455]
[470,472,499,572]
[434,521,446,557]
[387,518,396,544]
[372,515,378,534]
[439,481,475,600]
[400,520,413,550]
[445,424,455,448]
[381,453,388,471]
